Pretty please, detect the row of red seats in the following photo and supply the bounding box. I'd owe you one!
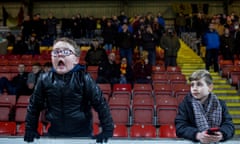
[0,121,176,138]
[219,59,240,89]
[0,95,177,138]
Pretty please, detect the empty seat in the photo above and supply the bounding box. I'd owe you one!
[130,124,156,138]
[113,124,128,137]
[172,83,190,97]
[153,83,172,96]
[159,124,177,138]
[152,65,165,74]
[93,123,99,135]
[113,84,132,92]
[169,74,187,85]
[152,73,169,85]
[109,105,130,125]
[133,83,152,94]
[16,95,30,107]
[0,106,11,121]
[15,107,27,123]
[98,83,112,101]
[0,95,16,107]
[166,66,181,74]
[132,104,155,125]
[219,59,233,70]
[229,71,240,88]
[156,107,177,126]
[17,122,44,136]
[0,122,16,136]
[0,66,10,72]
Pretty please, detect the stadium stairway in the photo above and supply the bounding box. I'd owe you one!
[177,40,240,138]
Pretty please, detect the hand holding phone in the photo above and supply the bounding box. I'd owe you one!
[207,127,220,135]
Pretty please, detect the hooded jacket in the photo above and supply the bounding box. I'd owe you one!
[25,64,114,137]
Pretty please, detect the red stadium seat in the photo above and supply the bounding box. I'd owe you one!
[133,83,152,94]
[93,123,99,135]
[113,124,128,137]
[0,66,10,72]
[152,65,165,74]
[153,83,172,96]
[166,66,181,75]
[132,104,155,125]
[0,95,16,107]
[169,74,187,85]
[152,73,169,85]
[130,124,156,138]
[17,122,44,136]
[16,95,30,107]
[109,105,130,125]
[113,84,132,92]
[159,124,177,138]
[15,107,27,123]
[0,106,11,121]
[0,122,16,136]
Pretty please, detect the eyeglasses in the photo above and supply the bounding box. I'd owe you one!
[51,49,75,57]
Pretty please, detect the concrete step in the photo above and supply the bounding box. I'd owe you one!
[213,89,237,95]
[227,103,240,107]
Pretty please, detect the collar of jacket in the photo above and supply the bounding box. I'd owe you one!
[51,64,86,73]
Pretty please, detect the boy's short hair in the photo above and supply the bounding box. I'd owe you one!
[189,69,213,85]
[54,37,81,57]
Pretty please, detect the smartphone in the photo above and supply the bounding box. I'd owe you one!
[207,127,220,135]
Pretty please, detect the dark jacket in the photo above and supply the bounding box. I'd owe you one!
[85,47,108,66]
[142,31,158,50]
[175,93,235,142]
[25,64,114,137]
[117,30,134,49]
[160,34,180,57]
[97,60,120,83]
[11,72,30,96]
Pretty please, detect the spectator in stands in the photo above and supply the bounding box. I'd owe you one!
[119,57,133,84]
[220,27,234,61]
[32,13,44,41]
[116,23,134,65]
[202,23,220,72]
[175,69,235,143]
[43,62,52,73]
[26,35,40,55]
[175,12,186,36]
[102,20,116,53]
[6,31,15,46]
[160,28,180,69]
[21,15,32,41]
[85,39,108,66]
[24,37,113,143]
[27,62,42,93]
[133,51,152,84]
[142,25,159,65]
[85,16,96,38]
[12,34,28,55]
[45,12,58,40]
[234,23,240,59]
[0,64,30,98]
[96,52,120,85]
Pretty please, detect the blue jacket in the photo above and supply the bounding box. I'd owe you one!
[203,30,220,50]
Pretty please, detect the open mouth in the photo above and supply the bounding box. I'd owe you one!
[58,60,65,67]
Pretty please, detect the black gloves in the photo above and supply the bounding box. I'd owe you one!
[93,130,113,143]
[24,130,40,142]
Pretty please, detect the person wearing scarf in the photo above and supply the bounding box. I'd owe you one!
[175,69,235,144]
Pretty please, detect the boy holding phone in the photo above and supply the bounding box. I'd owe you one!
[175,69,235,143]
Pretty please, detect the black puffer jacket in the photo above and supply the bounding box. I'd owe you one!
[25,64,114,137]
